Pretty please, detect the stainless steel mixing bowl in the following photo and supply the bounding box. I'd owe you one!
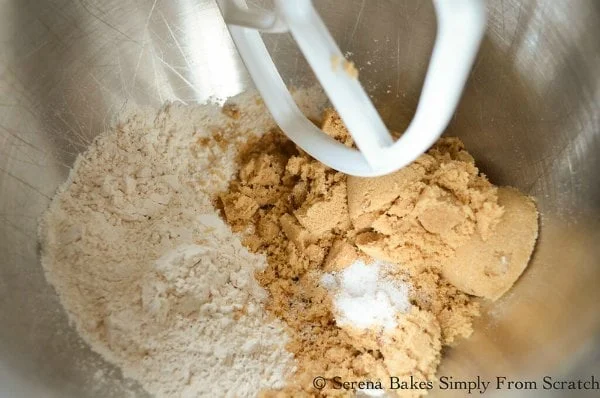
[0,0,598,397]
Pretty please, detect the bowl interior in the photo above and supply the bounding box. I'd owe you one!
[0,1,598,397]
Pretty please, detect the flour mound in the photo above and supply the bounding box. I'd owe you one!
[39,89,325,397]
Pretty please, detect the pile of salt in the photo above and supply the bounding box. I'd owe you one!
[321,260,410,330]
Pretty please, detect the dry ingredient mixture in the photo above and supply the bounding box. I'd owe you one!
[219,109,538,396]
[40,88,538,398]
[39,89,325,398]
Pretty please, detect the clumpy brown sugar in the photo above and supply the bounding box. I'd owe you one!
[347,137,505,273]
[330,55,359,79]
[441,187,539,300]
[320,108,355,148]
[343,60,359,79]
[320,109,537,303]
[219,108,538,396]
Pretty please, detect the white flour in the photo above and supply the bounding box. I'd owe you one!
[322,259,411,331]
[39,89,326,397]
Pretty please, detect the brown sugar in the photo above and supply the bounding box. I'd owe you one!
[222,102,241,119]
[321,108,355,148]
[343,60,359,79]
[330,56,359,80]
[323,240,358,272]
[441,187,539,300]
[347,137,505,273]
[219,109,537,396]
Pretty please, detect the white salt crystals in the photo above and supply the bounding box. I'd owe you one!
[321,259,411,331]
